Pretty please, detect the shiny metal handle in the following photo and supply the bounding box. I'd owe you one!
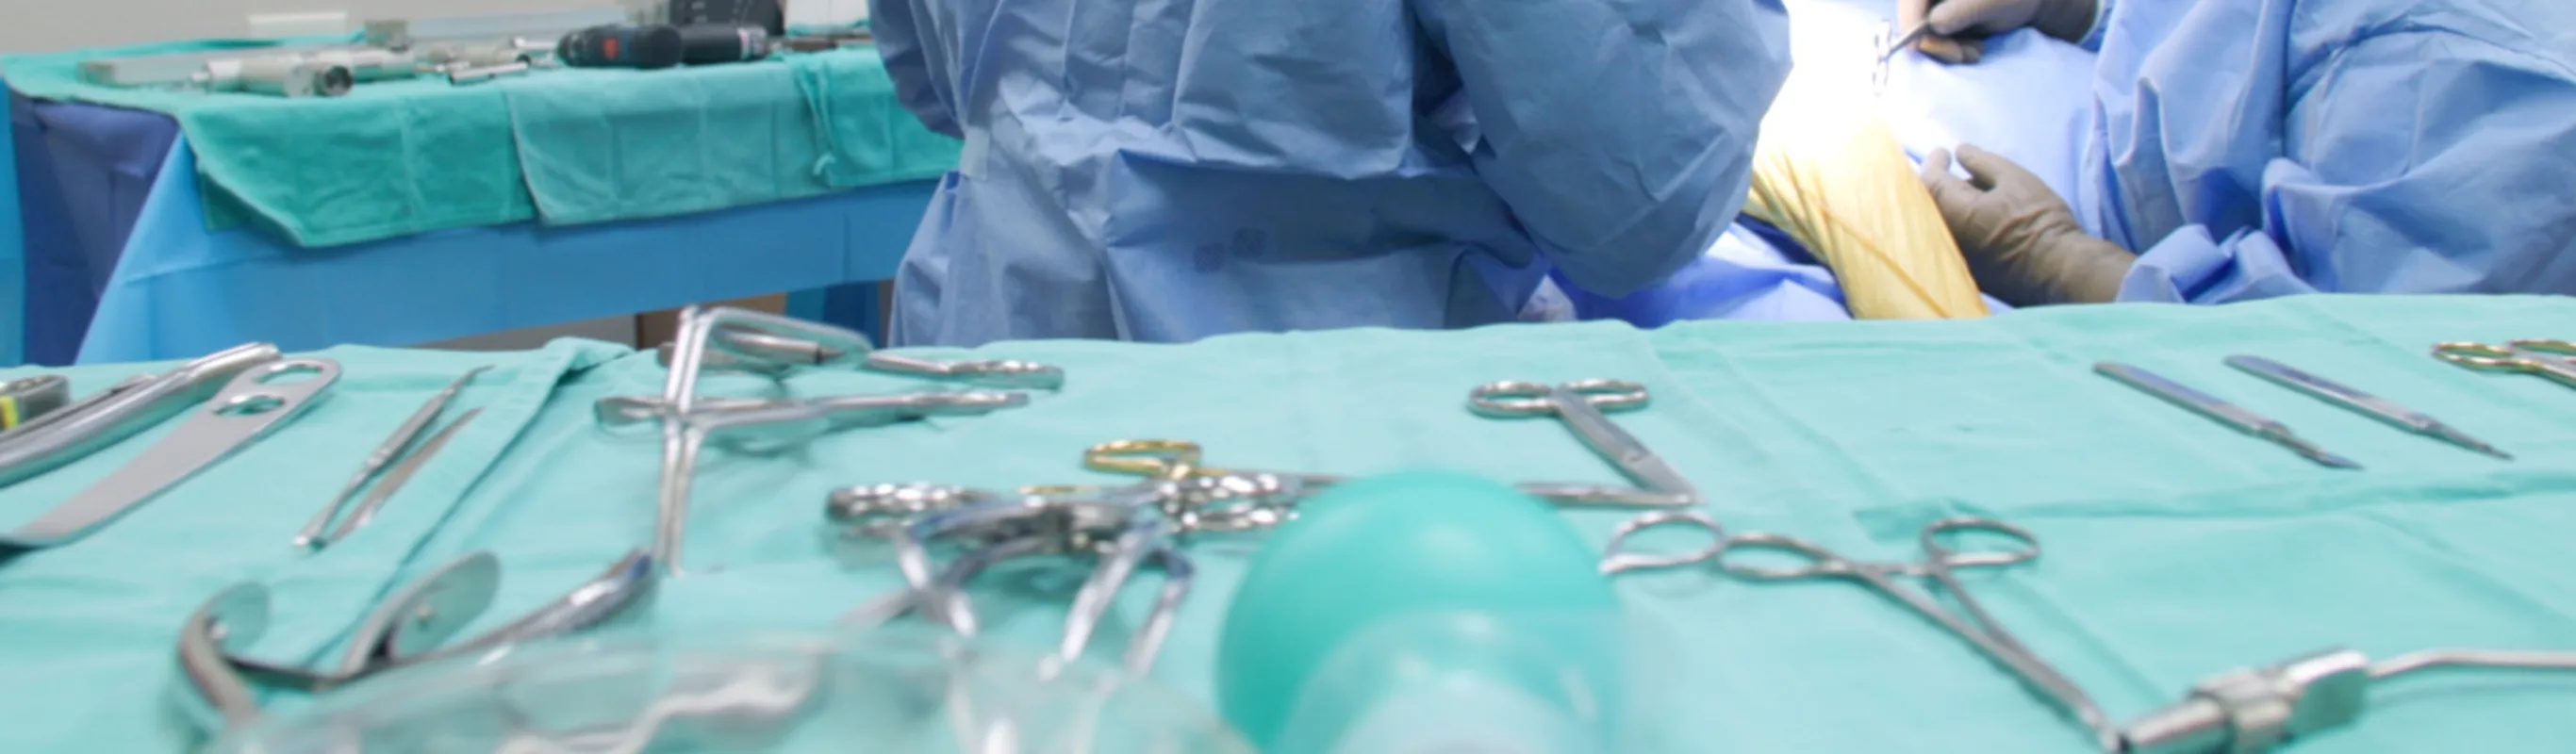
[2096,362,2279,434]
[2224,355,2430,427]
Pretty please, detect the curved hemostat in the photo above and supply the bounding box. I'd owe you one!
[841,495,1193,676]
[173,549,657,734]
[654,311,1066,391]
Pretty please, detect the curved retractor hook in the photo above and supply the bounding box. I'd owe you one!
[173,549,657,734]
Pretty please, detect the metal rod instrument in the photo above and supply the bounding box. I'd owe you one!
[2122,647,2576,754]
[2095,362,2360,469]
[2224,354,2507,459]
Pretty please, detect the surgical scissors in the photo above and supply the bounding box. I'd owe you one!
[1602,511,2120,752]
[1079,438,1692,511]
[1469,380,1701,503]
[2433,339,2576,388]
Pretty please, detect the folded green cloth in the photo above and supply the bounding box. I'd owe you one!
[1,42,955,247]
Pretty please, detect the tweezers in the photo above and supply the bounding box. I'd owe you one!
[295,366,488,549]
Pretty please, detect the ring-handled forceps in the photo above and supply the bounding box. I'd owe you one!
[175,549,656,733]
[1469,380,1701,505]
[2433,339,2576,389]
[1075,437,1687,517]
[840,494,1194,675]
[645,305,1052,575]
[1602,511,2121,752]
[642,391,1031,575]
[655,319,1066,391]
[2122,647,2576,754]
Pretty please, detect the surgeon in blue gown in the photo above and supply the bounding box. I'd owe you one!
[869,0,1792,345]
[1901,0,2576,306]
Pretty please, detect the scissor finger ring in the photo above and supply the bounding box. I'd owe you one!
[1915,516,2041,569]
[1600,510,1727,575]
[1084,439,1209,477]
[2433,342,2531,370]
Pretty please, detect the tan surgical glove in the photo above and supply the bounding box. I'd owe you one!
[1894,0,2099,64]
[1917,145,2133,306]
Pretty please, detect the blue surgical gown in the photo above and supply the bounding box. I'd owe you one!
[870,0,1792,346]
[2084,0,2576,303]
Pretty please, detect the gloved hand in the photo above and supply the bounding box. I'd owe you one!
[1917,145,2132,305]
[1894,0,2100,64]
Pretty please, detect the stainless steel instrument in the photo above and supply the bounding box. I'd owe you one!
[2225,354,2508,459]
[1467,379,1701,504]
[0,343,280,489]
[298,367,488,549]
[0,355,332,550]
[2095,362,2360,469]
[175,548,656,732]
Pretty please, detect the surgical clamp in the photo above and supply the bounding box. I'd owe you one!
[2094,362,2360,469]
[1602,511,2120,751]
[2122,647,2576,754]
[1469,380,1702,503]
[655,323,1066,391]
[0,342,280,489]
[175,548,656,732]
[647,305,1050,575]
[2225,355,2509,460]
[297,366,490,549]
[1078,437,1691,511]
[841,494,1194,675]
[2433,339,2576,389]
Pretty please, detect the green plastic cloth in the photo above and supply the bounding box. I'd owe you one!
[5,294,2576,751]
[0,43,956,247]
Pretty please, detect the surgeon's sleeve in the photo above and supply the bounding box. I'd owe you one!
[1412,0,1792,297]
[2117,27,2576,303]
[868,0,963,139]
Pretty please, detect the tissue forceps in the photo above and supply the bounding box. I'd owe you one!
[1602,511,2121,752]
[297,366,489,549]
[1079,438,1691,511]
[1469,380,1701,503]
[2433,339,2576,388]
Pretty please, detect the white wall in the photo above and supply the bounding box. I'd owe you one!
[0,0,612,54]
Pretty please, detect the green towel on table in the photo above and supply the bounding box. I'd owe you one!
[1,42,955,248]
